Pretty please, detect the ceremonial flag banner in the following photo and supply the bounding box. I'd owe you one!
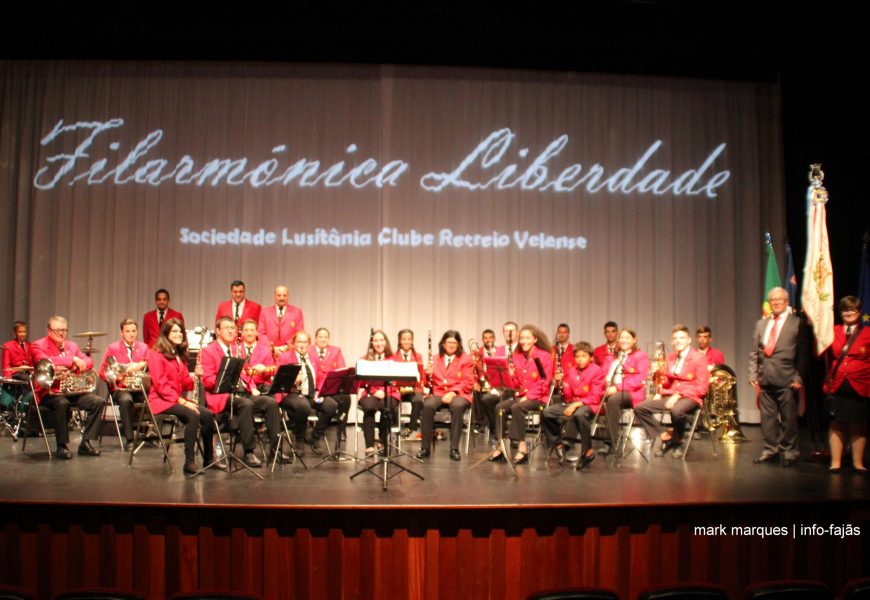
[859,236,870,326]
[785,241,798,310]
[800,178,834,354]
[762,232,782,317]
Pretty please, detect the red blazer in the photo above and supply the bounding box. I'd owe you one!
[2,339,32,377]
[240,341,275,392]
[98,340,149,388]
[562,362,606,408]
[201,340,245,413]
[309,345,346,382]
[142,308,185,348]
[257,305,304,348]
[431,353,474,402]
[661,347,710,405]
[824,325,870,398]
[495,344,518,358]
[602,351,649,406]
[510,346,553,403]
[354,354,392,397]
[215,300,262,327]
[30,336,94,403]
[552,343,576,376]
[698,347,725,366]
[390,350,426,398]
[146,349,194,415]
[593,343,617,366]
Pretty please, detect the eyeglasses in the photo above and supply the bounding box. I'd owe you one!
[50,328,69,334]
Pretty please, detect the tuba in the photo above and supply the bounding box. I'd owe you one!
[105,355,145,392]
[703,364,746,442]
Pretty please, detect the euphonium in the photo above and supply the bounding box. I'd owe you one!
[105,355,145,392]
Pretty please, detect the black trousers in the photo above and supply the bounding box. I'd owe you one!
[479,389,514,441]
[280,393,338,440]
[605,392,634,443]
[161,403,215,462]
[759,385,800,460]
[634,396,698,443]
[403,391,424,431]
[543,401,596,451]
[111,390,145,443]
[225,393,283,452]
[40,392,106,447]
[420,395,468,451]
[495,397,543,442]
[358,393,398,448]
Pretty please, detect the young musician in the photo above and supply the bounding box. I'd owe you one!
[602,328,650,446]
[258,285,305,359]
[416,330,474,461]
[215,280,262,330]
[98,318,149,450]
[542,341,605,469]
[276,330,338,456]
[145,318,217,474]
[593,321,619,366]
[696,325,726,368]
[552,323,576,377]
[490,325,553,464]
[394,329,426,439]
[309,327,351,448]
[356,329,396,454]
[635,325,710,458]
[142,289,184,347]
[2,321,32,377]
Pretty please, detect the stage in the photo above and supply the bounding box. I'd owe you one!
[1,423,868,599]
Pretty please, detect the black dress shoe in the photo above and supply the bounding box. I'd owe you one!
[655,439,673,457]
[416,447,431,459]
[576,452,596,470]
[55,446,73,459]
[753,453,780,464]
[244,452,263,467]
[449,449,461,461]
[183,461,199,474]
[553,445,566,464]
[855,467,869,474]
[307,437,323,456]
[828,467,842,473]
[78,441,101,456]
[514,451,529,465]
[488,451,505,463]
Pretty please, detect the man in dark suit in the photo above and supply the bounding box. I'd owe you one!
[749,287,810,466]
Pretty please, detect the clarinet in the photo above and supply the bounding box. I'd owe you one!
[554,329,564,394]
[426,329,434,391]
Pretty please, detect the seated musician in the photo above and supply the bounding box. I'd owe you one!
[98,318,148,450]
[543,341,605,469]
[593,321,619,366]
[635,324,710,458]
[394,329,426,439]
[544,322,576,417]
[602,328,650,445]
[30,316,106,459]
[696,325,725,369]
[489,325,553,464]
[200,317,282,467]
[3,321,33,378]
[309,327,351,448]
[479,321,519,448]
[146,318,217,474]
[276,330,338,456]
[416,330,474,461]
[355,329,396,455]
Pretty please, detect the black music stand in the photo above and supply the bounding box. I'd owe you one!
[267,364,306,471]
[194,356,264,479]
[311,367,358,468]
[350,360,424,490]
[470,356,518,475]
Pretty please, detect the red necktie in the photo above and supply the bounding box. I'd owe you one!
[764,315,780,357]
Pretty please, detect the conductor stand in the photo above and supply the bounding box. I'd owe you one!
[350,360,424,490]
[311,367,359,469]
[194,356,264,480]
[471,357,516,475]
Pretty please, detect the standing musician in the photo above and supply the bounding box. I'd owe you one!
[696,325,726,368]
[542,342,605,469]
[145,318,217,474]
[355,329,396,455]
[602,328,650,446]
[142,289,185,348]
[98,318,148,450]
[309,327,351,446]
[416,330,475,461]
[2,321,33,377]
[30,316,106,459]
[635,324,710,458]
[552,323,576,379]
[489,325,553,464]
[394,329,427,440]
[200,317,283,467]
[593,321,620,366]
[276,330,338,456]
[824,296,870,473]
[215,280,262,331]
[471,329,498,430]
[479,321,520,446]
[258,285,305,359]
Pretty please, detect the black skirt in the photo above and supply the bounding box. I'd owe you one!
[827,380,870,424]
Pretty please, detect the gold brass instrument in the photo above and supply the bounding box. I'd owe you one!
[648,340,667,399]
[32,358,97,395]
[33,359,56,391]
[468,339,490,393]
[703,364,746,442]
[105,355,145,392]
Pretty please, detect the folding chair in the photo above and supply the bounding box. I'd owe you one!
[128,377,181,473]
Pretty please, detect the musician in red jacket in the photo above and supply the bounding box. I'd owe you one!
[824,296,870,473]
[489,325,553,464]
[2,321,32,377]
[602,328,650,446]
[635,324,710,458]
[394,329,427,439]
[98,318,149,449]
[145,318,216,474]
[215,280,262,332]
[257,285,305,359]
[309,327,351,449]
[142,289,185,347]
[355,329,395,454]
[30,316,106,459]
[593,321,619,366]
[479,321,519,447]
[416,330,474,461]
[542,341,605,469]
[696,325,726,368]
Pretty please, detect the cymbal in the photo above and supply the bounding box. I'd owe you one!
[74,331,107,338]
